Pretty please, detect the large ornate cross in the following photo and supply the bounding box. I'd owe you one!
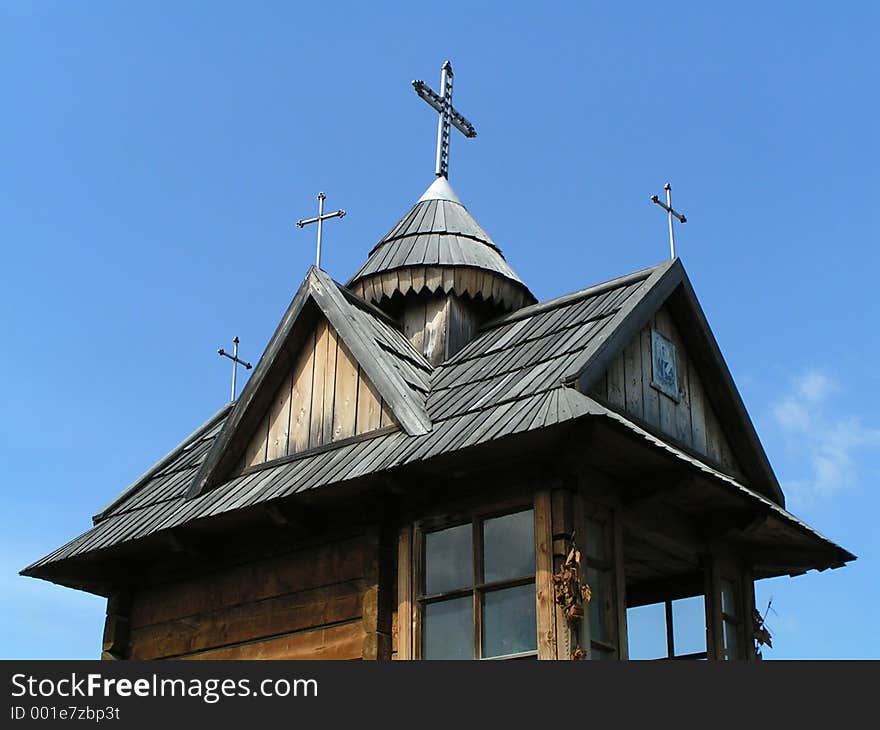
[412,60,477,179]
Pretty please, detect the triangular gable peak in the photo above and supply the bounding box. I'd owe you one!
[566,259,785,506]
[590,301,742,477]
[187,267,432,498]
[240,315,397,472]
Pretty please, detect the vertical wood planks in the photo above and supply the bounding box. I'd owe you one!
[332,341,359,441]
[403,298,427,356]
[640,321,660,426]
[243,412,269,468]
[355,369,382,433]
[607,352,625,408]
[240,316,396,472]
[267,371,293,460]
[321,326,339,446]
[310,320,330,450]
[596,305,742,475]
[395,526,414,660]
[423,295,449,365]
[689,366,708,454]
[623,333,643,418]
[289,330,316,454]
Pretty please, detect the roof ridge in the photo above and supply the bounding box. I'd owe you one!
[480,261,670,331]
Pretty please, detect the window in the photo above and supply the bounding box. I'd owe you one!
[418,508,536,660]
[720,578,741,660]
[627,595,707,660]
[583,513,618,659]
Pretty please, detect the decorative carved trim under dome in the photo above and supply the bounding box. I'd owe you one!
[349,265,533,312]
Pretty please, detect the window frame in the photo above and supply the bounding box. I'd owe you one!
[719,575,743,661]
[409,501,538,660]
[580,502,623,660]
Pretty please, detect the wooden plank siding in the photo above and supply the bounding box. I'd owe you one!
[127,535,372,660]
[241,316,393,472]
[591,305,742,474]
[401,292,484,366]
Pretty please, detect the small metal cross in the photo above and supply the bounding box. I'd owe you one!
[296,192,346,270]
[218,336,252,402]
[651,182,687,259]
[412,60,477,179]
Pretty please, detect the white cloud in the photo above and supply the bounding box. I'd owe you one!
[770,370,880,503]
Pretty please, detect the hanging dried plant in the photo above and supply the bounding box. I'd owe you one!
[753,608,773,653]
[552,537,591,623]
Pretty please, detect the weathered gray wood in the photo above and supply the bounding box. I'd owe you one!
[640,321,660,426]
[290,330,316,454]
[267,371,292,461]
[423,295,449,365]
[332,340,359,442]
[623,333,643,418]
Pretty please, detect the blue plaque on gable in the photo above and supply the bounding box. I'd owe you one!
[651,329,679,401]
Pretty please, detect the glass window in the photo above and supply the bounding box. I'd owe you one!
[720,578,741,660]
[483,510,535,583]
[482,584,537,658]
[626,595,707,660]
[672,596,707,656]
[424,523,472,595]
[423,597,472,659]
[626,603,667,660]
[419,508,536,660]
[583,512,618,659]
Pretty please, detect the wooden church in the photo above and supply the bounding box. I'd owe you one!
[23,62,854,661]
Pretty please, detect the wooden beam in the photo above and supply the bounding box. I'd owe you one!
[551,488,575,659]
[101,590,131,660]
[395,526,414,660]
[362,525,394,660]
[534,491,557,660]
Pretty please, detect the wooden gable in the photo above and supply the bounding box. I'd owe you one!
[591,303,742,476]
[241,316,395,472]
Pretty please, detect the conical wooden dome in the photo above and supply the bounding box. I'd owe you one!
[347,178,535,313]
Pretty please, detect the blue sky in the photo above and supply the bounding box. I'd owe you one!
[1,2,877,659]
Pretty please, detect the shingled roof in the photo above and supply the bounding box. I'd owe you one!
[348,178,536,310]
[22,259,855,586]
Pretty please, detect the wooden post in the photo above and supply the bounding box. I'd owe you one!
[534,491,557,660]
[551,488,575,659]
[613,505,629,659]
[101,590,131,660]
[362,525,394,660]
[703,554,724,661]
[743,565,758,661]
[395,525,414,660]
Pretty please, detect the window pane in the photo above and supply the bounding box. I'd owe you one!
[482,583,537,658]
[626,603,667,659]
[723,619,739,660]
[721,580,738,618]
[587,565,613,644]
[584,517,607,561]
[424,597,473,659]
[482,510,535,584]
[424,523,472,595]
[672,596,706,656]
